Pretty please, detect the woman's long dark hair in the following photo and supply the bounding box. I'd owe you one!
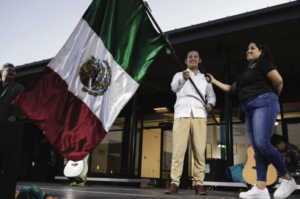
[241,40,274,75]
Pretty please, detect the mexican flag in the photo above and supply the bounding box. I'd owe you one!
[12,0,164,161]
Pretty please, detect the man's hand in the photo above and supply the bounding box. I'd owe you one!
[7,116,16,122]
[183,70,190,80]
[204,104,212,112]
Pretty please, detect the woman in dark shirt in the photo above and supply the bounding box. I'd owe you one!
[206,40,296,199]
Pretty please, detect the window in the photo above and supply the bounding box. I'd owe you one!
[232,122,283,165]
[90,116,132,174]
[90,131,123,174]
[189,124,225,178]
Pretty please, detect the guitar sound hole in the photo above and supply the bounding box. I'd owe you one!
[71,163,78,166]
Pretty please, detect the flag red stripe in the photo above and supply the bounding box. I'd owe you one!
[12,66,107,161]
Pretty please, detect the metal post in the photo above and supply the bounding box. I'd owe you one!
[160,128,164,187]
[220,115,226,159]
[224,63,234,166]
[129,92,138,176]
[280,100,288,142]
[121,115,131,173]
[138,114,144,177]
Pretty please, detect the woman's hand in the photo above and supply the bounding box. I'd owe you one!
[205,73,237,94]
[205,73,215,84]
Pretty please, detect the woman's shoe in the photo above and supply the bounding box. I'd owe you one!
[239,185,270,199]
[274,177,297,199]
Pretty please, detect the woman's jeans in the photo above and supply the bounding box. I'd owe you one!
[242,92,288,181]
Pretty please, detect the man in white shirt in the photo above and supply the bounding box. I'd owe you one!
[165,51,216,195]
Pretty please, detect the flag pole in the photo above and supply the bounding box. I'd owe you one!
[141,1,219,126]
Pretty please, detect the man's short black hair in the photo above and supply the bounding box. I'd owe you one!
[271,134,284,146]
[186,50,200,58]
[1,63,15,71]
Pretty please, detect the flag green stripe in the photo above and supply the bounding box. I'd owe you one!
[82,0,164,83]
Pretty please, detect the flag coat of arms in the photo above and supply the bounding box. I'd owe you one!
[12,0,164,161]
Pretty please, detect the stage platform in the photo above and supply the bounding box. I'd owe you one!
[17,182,300,199]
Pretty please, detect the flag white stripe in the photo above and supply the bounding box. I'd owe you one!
[48,19,139,132]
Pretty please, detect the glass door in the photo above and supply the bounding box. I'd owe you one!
[140,126,191,188]
[141,129,161,179]
[160,127,173,188]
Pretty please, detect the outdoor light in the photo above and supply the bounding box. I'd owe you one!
[97,165,99,170]
[218,144,226,148]
[32,162,35,166]
[275,122,279,126]
[154,107,167,110]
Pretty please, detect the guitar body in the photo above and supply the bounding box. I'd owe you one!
[64,155,89,180]
[243,146,277,186]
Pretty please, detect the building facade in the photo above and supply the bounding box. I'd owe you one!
[11,1,300,189]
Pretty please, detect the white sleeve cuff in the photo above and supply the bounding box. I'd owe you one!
[180,75,186,84]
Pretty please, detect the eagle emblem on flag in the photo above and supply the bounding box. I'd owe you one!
[79,56,112,97]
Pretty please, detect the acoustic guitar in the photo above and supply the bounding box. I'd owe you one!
[242,146,277,186]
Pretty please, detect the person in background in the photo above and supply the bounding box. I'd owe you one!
[271,134,300,169]
[0,63,24,122]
